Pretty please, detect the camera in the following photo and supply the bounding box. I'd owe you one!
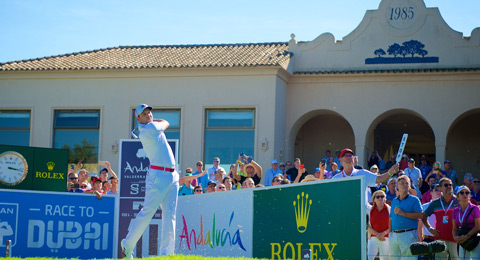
[321,158,328,166]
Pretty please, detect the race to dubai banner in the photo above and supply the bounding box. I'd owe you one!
[0,189,116,259]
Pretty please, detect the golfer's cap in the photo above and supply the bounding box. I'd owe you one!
[135,104,152,118]
[271,160,278,164]
[339,148,354,158]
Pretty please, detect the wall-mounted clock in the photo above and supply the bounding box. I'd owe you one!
[0,151,28,186]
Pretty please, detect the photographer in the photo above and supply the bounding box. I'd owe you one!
[286,158,309,183]
[232,153,262,186]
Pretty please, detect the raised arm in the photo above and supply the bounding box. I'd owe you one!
[153,119,170,131]
[105,161,118,179]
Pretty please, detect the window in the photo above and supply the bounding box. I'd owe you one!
[204,109,255,169]
[53,110,100,163]
[131,109,181,141]
[0,110,31,146]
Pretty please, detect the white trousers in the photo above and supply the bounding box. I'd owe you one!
[124,169,179,256]
[458,243,480,260]
[368,236,390,260]
[389,230,417,260]
[435,240,460,260]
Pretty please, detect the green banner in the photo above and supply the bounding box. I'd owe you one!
[252,178,365,260]
[0,145,68,192]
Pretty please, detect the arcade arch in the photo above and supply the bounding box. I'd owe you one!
[290,110,354,172]
[446,109,480,178]
[366,109,435,167]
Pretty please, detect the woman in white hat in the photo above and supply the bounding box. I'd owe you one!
[452,185,480,259]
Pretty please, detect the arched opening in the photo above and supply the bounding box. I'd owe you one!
[366,110,435,166]
[446,109,480,178]
[291,110,354,172]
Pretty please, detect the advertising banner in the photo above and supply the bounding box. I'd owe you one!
[252,177,366,260]
[176,190,253,257]
[0,189,116,259]
[0,145,68,192]
[118,139,178,198]
[117,139,178,257]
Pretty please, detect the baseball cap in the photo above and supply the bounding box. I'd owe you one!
[339,148,354,158]
[313,167,320,173]
[91,176,102,184]
[271,160,278,164]
[207,181,216,186]
[135,104,152,118]
[370,164,378,170]
[455,185,470,195]
[444,160,451,164]
[430,183,440,191]
[408,158,415,163]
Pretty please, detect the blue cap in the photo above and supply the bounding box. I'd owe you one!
[314,167,320,173]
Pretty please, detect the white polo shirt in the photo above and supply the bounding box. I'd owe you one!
[331,168,378,187]
[403,167,422,187]
[138,121,175,168]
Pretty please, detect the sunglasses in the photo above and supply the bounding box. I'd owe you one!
[466,176,474,180]
[69,177,78,180]
[458,191,470,195]
[273,179,281,182]
[80,185,87,188]
[443,183,453,187]
[194,189,202,192]
[474,181,480,183]
[197,164,203,166]
[434,189,441,192]
[342,154,354,158]
[213,160,219,163]
[375,195,385,199]
[218,186,226,189]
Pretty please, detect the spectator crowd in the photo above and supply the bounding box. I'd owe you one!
[67,148,479,259]
[179,149,479,259]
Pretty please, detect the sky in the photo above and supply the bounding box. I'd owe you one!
[0,0,479,63]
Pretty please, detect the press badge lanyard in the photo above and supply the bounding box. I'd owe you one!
[440,198,454,224]
[458,205,470,226]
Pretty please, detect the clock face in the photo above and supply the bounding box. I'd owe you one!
[0,151,29,186]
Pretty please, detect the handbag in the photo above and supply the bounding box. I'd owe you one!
[456,207,480,251]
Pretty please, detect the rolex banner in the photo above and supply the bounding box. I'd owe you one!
[252,178,365,260]
[0,145,68,192]
[174,177,366,260]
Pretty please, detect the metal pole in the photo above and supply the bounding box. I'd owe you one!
[5,240,11,257]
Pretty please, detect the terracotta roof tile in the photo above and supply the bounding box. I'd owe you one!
[0,43,291,71]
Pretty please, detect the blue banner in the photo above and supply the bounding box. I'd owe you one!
[0,189,116,259]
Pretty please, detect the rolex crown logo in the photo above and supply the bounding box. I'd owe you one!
[46,161,55,171]
[293,192,312,233]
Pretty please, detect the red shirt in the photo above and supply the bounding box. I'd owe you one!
[370,205,390,237]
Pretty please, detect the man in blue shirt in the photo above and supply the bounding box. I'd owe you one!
[264,160,283,186]
[389,175,423,259]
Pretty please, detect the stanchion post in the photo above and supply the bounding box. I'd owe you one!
[6,239,12,257]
